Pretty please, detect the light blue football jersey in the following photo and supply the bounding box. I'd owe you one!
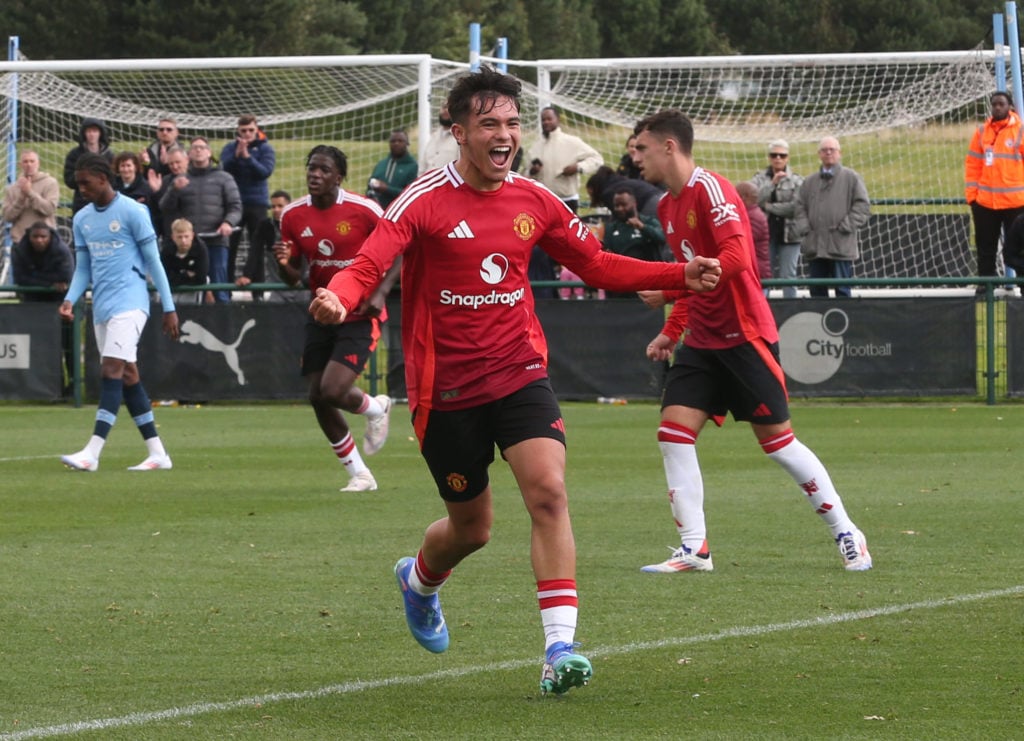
[66,193,175,323]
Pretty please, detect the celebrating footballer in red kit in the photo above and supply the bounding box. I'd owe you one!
[279,145,398,493]
[309,68,721,697]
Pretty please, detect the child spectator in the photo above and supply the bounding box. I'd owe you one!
[161,218,210,305]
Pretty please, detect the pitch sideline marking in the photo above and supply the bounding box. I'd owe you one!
[0,455,63,463]
[3,584,1022,740]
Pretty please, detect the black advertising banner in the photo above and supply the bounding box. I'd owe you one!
[535,298,668,399]
[84,303,309,400]
[7,296,980,402]
[383,295,667,401]
[0,303,65,400]
[769,298,976,397]
[1006,299,1024,397]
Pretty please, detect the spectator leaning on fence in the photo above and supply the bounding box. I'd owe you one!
[965,90,1024,289]
[12,221,74,301]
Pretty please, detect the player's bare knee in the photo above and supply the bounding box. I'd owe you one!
[524,484,569,523]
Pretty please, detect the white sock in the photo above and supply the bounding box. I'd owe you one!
[145,436,167,457]
[84,435,106,458]
[658,421,706,552]
[761,429,855,538]
[331,434,369,476]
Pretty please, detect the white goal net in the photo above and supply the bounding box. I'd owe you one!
[0,46,1000,284]
[0,54,465,273]
[508,48,997,281]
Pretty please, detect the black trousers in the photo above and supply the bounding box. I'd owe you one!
[971,202,1024,276]
[228,203,270,282]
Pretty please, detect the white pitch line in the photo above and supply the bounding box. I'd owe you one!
[0,455,62,463]
[3,584,1022,740]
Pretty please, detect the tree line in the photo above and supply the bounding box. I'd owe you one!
[0,0,1003,61]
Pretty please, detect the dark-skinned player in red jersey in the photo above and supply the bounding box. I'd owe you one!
[631,109,872,575]
[309,69,722,696]
[277,145,399,493]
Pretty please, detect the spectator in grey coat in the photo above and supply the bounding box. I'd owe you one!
[751,140,804,298]
[159,136,241,302]
[793,137,870,298]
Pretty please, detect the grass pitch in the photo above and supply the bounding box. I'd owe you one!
[1,402,1021,739]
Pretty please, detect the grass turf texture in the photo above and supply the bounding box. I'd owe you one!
[1,402,1021,739]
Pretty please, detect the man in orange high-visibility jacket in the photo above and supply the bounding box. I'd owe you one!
[965,91,1024,282]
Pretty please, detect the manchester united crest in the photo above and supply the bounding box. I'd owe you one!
[686,210,697,230]
[513,212,536,241]
[336,220,352,236]
[446,472,468,493]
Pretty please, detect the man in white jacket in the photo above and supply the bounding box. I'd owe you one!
[525,107,603,213]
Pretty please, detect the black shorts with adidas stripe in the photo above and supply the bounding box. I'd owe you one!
[661,339,790,425]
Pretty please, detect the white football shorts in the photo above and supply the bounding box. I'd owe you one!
[93,309,147,363]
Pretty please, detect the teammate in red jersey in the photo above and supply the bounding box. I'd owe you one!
[631,109,872,574]
[278,145,399,492]
[309,69,721,695]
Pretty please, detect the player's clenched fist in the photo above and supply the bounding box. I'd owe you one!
[684,255,721,292]
[309,286,348,324]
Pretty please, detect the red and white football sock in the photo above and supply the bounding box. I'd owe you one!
[658,421,707,553]
[408,550,450,596]
[537,578,578,651]
[355,392,385,418]
[330,433,369,476]
[761,429,855,537]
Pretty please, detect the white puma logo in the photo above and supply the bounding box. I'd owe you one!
[178,319,256,385]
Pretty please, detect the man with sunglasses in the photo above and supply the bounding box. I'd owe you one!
[141,118,184,178]
[751,140,803,298]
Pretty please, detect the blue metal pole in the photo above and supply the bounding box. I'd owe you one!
[995,14,1007,91]
[4,36,19,263]
[469,23,481,72]
[1006,4,1024,115]
[1005,5,1023,286]
[496,37,508,73]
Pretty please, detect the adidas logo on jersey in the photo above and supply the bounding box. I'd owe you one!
[301,226,314,238]
[447,220,475,239]
[666,222,675,234]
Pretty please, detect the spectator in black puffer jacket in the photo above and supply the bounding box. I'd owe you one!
[63,117,115,214]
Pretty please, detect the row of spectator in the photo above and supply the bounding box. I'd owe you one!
[5,108,871,305]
